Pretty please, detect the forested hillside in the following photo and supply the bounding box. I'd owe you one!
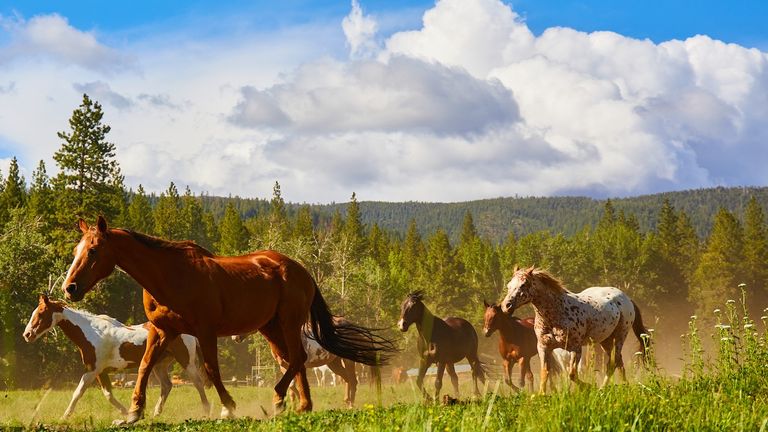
[1,94,767,389]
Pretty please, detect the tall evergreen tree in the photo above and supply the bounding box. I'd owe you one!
[217,202,248,255]
[153,182,183,239]
[52,94,123,223]
[127,185,154,234]
[181,186,208,246]
[459,211,477,247]
[691,208,745,315]
[0,157,26,217]
[743,196,768,306]
[26,160,52,228]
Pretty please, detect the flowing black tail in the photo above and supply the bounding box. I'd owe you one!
[632,300,650,363]
[308,284,398,366]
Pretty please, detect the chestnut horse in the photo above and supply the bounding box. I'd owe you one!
[482,301,537,391]
[501,267,649,393]
[62,217,396,423]
[398,292,485,399]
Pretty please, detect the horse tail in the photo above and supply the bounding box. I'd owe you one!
[631,300,650,363]
[308,283,398,366]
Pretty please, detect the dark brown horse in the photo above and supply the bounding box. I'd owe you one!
[61,217,396,423]
[398,292,485,400]
[482,301,537,392]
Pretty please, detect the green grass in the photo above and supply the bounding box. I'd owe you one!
[5,292,768,431]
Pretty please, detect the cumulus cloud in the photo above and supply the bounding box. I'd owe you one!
[227,0,768,200]
[342,0,379,59]
[2,0,768,202]
[73,81,133,110]
[0,14,135,73]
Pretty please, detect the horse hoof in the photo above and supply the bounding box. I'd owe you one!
[125,409,143,424]
[112,419,127,426]
[273,399,286,414]
[220,406,236,419]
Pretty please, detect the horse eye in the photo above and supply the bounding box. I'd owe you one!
[87,248,97,257]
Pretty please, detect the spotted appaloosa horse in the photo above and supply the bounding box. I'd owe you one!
[61,217,395,424]
[501,267,649,393]
[482,301,537,392]
[23,295,210,418]
[398,292,485,400]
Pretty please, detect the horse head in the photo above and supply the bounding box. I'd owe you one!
[61,216,118,302]
[501,266,536,314]
[398,291,425,332]
[23,294,65,342]
[482,300,504,337]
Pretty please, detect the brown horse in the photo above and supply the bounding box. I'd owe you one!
[398,292,485,400]
[482,301,537,392]
[61,217,396,423]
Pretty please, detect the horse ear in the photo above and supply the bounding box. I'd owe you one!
[513,264,519,273]
[97,215,108,233]
[78,218,88,233]
[483,299,490,308]
[526,265,535,275]
[39,294,49,304]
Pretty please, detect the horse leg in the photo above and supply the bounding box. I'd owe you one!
[446,363,459,396]
[568,347,586,389]
[151,359,173,417]
[600,339,616,387]
[262,316,311,413]
[522,357,534,393]
[502,358,514,388]
[96,372,128,416]
[126,325,177,424]
[517,357,527,390]
[195,328,236,418]
[328,357,357,408]
[183,351,211,416]
[537,344,551,394]
[434,362,446,400]
[467,354,485,397]
[62,371,97,418]
[415,358,432,400]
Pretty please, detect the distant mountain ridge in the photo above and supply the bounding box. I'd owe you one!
[201,186,768,243]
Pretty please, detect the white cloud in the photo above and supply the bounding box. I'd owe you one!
[2,0,768,203]
[0,14,135,73]
[342,0,379,59]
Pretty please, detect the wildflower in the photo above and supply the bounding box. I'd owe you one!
[648,328,655,334]
[721,337,732,342]
[738,283,747,288]
[634,351,643,356]
[715,324,731,330]
[640,333,650,340]
[727,299,736,305]
[761,316,768,321]
[690,315,697,320]
[744,324,754,329]
[713,309,721,314]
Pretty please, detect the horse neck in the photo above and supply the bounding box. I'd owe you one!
[496,314,523,343]
[56,309,94,348]
[414,305,439,341]
[530,286,568,324]
[109,230,180,301]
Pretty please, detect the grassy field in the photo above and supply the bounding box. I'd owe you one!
[4,298,768,431]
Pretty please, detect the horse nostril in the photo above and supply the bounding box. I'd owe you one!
[66,283,77,295]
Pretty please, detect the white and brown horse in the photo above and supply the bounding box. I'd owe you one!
[23,295,210,418]
[501,267,649,393]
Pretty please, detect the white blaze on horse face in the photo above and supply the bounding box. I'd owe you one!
[63,238,87,291]
[23,307,64,342]
[501,275,525,313]
[397,318,407,332]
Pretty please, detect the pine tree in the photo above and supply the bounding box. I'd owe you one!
[743,196,768,307]
[26,160,52,230]
[402,219,423,280]
[691,208,745,315]
[499,231,517,281]
[423,229,463,314]
[264,181,289,250]
[127,185,154,234]
[217,202,247,255]
[180,186,208,246]
[459,211,477,248]
[52,94,123,222]
[0,157,26,215]
[153,182,183,239]
[344,192,366,255]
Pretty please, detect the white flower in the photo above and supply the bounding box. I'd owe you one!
[727,300,736,305]
[713,309,721,314]
[744,324,754,329]
[690,315,697,320]
[738,283,747,288]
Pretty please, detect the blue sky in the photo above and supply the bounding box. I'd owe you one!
[1,0,767,202]
[4,0,766,48]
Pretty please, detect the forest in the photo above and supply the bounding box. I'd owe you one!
[1,94,767,389]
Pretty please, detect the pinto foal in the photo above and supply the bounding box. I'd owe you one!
[482,301,537,391]
[23,295,210,418]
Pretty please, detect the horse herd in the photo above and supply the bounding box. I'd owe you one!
[21,217,650,423]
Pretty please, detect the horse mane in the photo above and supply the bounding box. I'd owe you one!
[50,299,126,327]
[407,291,424,301]
[117,229,215,257]
[532,269,570,294]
